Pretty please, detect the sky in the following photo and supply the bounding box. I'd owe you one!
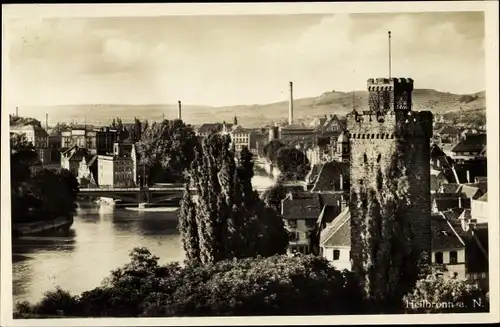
[6,11,485,108]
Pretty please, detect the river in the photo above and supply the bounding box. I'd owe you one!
[12,172,276,304]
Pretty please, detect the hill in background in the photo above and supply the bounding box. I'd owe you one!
[17,89,485,128]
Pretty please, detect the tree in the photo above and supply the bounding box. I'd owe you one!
[50,122,71,136]
[10,115,42,128]
[129,117,143,143]
[181,133,288,264]
[136,119,199,184]
[15,248,367,317]
[263,139,285,163]
[275,147,310,180]
[403,275,489,313]
[178,183,200,262]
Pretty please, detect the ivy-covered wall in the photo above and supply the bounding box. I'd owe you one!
[347,109,433,312]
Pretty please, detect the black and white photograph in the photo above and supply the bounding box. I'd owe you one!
[1,2,499,326]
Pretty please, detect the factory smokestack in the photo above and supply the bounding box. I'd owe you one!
[46,113,48,130]
[288,81,293,125]
[178,101,182,120]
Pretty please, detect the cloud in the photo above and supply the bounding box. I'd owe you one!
[6,12,485,107]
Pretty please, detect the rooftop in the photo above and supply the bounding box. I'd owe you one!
[320,208,351,247]
[310,161,349,193]
[431,213,466,250]
[451,134,486,153]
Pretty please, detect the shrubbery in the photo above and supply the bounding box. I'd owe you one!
[15,248,365,318]
[15,247,489,318]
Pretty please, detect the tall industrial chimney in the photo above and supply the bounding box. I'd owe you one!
[178,101,182,120]
[46,113,48,129]
[288,81,294,125]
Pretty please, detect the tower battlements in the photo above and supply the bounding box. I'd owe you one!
[346,109,433,139]
[367,77,414,92]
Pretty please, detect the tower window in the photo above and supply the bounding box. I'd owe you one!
[381,134,385,139]
[376,134,380,139]
[363,153,368,163]
[377,154,381,163]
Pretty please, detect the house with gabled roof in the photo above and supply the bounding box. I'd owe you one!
[451,134,486,161]
[436,125,461,144]
[281,192,325,255]
[431,213,467,279]
[310,161,349,193]
[319,208,351,271]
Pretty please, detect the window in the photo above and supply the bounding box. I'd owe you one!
[435,252,444,264]
[288,219,298,228]
[333,249,340,261]
[449,251,458,264]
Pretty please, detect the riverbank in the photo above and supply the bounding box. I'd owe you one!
[12,216,74,237]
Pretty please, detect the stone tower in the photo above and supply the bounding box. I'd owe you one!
[346,77,433,308]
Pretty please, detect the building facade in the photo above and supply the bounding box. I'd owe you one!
[97,142,136,188]
[346,77,433,292]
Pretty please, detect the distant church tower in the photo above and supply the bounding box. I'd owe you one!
[347,75,433,307]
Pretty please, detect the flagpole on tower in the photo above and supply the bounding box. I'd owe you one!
[388,31,392,79]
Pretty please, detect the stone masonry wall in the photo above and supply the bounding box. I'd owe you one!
[347,107,433,309]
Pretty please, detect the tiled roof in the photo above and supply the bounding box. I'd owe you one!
[464,181,487,194]
[281,193,322,219]
[432,194,470,212]
[316,204,341,227]
[439,183,461,194]
[197,123,227,134]
[451,134,486,153]
[460,185,482,199]
[311,161,349,192]
[438,126,460,136]
[320,208,351,247]
[231,125,248,134]
[431,213,466,250]
[477,192,487,202]
[430,144,447,158]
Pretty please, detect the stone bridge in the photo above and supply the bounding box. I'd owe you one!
[78,185,267,204]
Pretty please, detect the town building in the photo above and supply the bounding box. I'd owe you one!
[97,142,136,188]
[60,146,90,175]
[10,125,51,163]
[195,122,234,138]
[281,192,341,255]
[230,125,258,154]
[450,133,486,162]
[61,127,119,155]
[48,135,62,163]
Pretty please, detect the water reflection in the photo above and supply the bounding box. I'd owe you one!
[12,170,276,304]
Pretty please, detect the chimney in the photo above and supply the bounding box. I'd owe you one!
[288,81,294,125]
[46,113,48,130]
[466,170,471,183]
[178,101,182,120]
[16,106,19,117]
